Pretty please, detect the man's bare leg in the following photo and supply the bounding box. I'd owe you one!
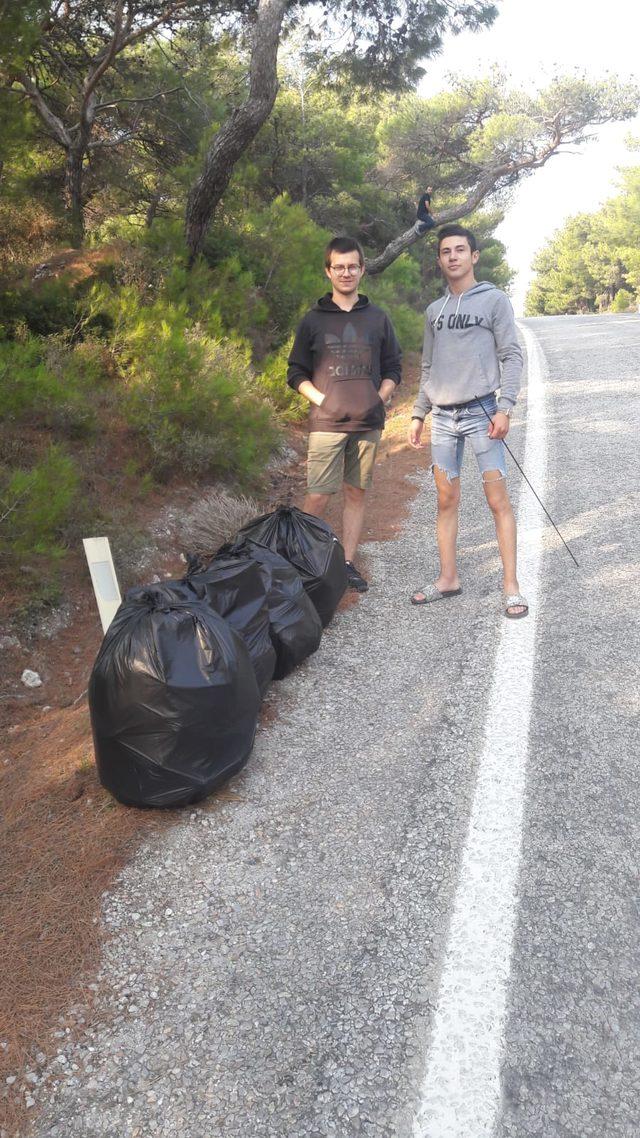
[304,485,366,566]
[304,491,331,519]
[342,483,366,563]
[434,465,461,591]
[412,466,460,601]
[482,472,526,615]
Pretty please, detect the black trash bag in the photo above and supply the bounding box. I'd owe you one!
[235,506,347,627]
[184,556,276,696]
[212,541,323,679]
[89,583,261,808]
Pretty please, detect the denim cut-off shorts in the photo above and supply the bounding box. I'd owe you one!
[430,394,507,482]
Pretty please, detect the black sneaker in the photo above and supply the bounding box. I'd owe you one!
[345,561,369,593]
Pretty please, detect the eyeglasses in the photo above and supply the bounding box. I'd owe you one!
[329,263,362,276]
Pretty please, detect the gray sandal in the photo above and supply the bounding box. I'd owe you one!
[410,585,462,606]
[505,593,529,619]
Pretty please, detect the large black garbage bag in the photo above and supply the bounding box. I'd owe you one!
[235,506,347,627]
[211,541,323,679]
[184,556,276,696]
[89,584,261,808]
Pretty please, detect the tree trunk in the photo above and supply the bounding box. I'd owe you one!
[185,0,288,263]
[145,189,162,228]
[65,149,85,247]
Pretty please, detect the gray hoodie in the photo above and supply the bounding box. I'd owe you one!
[412,281,523,419]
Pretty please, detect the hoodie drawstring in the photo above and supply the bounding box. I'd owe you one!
[434,294,450,325]
[433,291,464,327]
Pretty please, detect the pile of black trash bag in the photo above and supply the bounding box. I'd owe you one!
[90,507,347,807]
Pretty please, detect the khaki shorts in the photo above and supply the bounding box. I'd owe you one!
[307,430,382,494]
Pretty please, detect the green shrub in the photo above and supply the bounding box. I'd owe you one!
[365,257,425,352]
[255,338,305,420]
[0,334,105,433]
[14,579,64,627]
[91,214,186,261]
[121,457,158,497]
[55,336,108,389]
[93,291,279,482]
[611,288,634,312]
[46,402,97,441]
[206,195,330,342]
[0,444,81,562]
[164,258,269,342]
[0,337,63,420]
[0,278,79,339]
[381,300,424,353]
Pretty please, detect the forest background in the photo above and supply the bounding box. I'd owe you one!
[1,0,639,612]
[525,161,640,315]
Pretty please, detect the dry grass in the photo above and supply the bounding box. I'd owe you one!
[179,487,261,561]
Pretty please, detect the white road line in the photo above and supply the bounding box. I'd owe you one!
[413,323,548,1138]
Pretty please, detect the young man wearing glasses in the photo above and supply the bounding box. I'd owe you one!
[287,236,402,592]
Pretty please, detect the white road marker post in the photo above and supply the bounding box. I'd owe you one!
[82,536,122,634]
[413,323,548,1138]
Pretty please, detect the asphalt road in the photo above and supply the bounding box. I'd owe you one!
[32,314,640,1138]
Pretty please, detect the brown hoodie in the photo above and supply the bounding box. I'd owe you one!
[287,294,402,433]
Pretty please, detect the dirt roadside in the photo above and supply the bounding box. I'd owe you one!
[0,366,432,1135]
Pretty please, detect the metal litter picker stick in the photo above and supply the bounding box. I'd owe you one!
[473,395,580,569]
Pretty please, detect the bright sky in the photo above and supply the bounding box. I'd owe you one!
[418,0,640,312]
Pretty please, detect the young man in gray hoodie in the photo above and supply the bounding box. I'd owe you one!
[408,224,528,618]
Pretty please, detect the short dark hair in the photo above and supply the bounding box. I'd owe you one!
[324,236,365,269]
[437,224,477,253]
